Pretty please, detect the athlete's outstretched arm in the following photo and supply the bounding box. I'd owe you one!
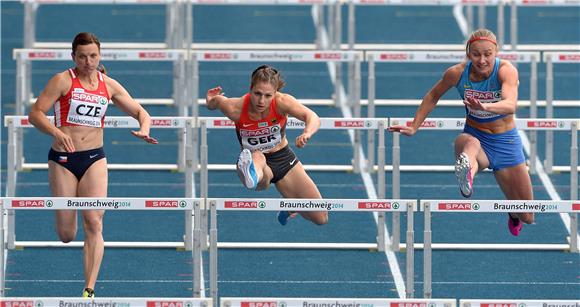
[277,93,320,148]
[107,77,157,144]
[389,64,462,136]
[206,86,243,121]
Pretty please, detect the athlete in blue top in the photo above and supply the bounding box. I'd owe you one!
[388,29,533,236]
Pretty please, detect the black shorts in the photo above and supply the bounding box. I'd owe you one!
[48,147,106,181]
[264,145,299,183]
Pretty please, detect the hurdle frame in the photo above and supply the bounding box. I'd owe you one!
[207,197,418,303]
[0,298,212,307]
[422,199,580,298]
[0,197,203,298]
[390,117,579,251]
[460,299,580,307]
[221,298,456,307]
[3,116,197,251]
[198,117,395,251]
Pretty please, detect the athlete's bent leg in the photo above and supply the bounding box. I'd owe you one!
[275,163,328,225]
[494,164,534,224]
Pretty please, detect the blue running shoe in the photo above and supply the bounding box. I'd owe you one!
[237,149,258,189]
[277,211,291,226]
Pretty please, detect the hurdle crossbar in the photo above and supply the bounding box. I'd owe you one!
[460,300,580,307]
[0,197,203,297]
[421,199,580,299]
[0,298,212,307]
[221,298,456,307]
[208,198,417,301]
[3,116,196,253]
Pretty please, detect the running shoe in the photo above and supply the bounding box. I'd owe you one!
[82,288,95,298]
[237,149,258,189]
[277,211,291,226]
[455,152,473,198]
[508,214,523,236]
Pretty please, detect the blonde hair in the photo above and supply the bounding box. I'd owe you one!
[250,65,285,91]
[466,29,498,54]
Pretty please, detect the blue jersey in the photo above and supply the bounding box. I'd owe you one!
[455,58,506,123]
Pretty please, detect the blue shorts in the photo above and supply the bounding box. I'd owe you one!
[463,125,525,171]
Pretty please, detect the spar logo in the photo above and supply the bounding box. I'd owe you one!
[527,121,558,128]
[224,201,258,209]
[72,92,102,104]
[380,53,410,61]
[213,119,235,127]
[29,52,59,59]
[559,54,580,61]
[1,301,35,307]
[146,301,194,307]
[334,120,365,128]
[139,52,169,59]
[481,304,519,307]
[151,119,177,127]
[573,203,580,211]
[20,118,31,126]
[498,54,519,61]
[12,199,47,208]
[314,53,342,60]
[204,53,233,60]
[358,201,399,210]
[438,202,479,211]
[145,200,186,208]
[240,302,277,307]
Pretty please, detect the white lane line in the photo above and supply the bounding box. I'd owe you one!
[312,4,406,298]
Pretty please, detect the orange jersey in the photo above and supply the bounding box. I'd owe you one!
[235,93,287,152]
[54,69,110,128]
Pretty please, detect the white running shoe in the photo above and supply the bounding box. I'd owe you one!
[455,152,473,198]
[237,149,258,189]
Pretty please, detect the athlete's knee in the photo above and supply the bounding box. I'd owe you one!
[312,212,328,226]
[57,229,77,243]
[83,216,103,235]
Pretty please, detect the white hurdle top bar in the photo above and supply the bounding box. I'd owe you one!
[13,49,186,61]
[2,197,196,210]
[201,117,387,129]
[193,50,362,62]
[543,51,580,62]
[389,118,580,130]
[421,199,580,213]
[221,298,456,307]
[211,198,416,212]
[460,300,580,307]
[0,298,212,307]
[4,115,193,129]
[365,51,540,63]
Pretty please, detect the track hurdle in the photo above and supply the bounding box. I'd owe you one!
[0,298,212,307]
[389,117,579,250]
[3,116,196,251]
[460,299,580,307]
[421,199,580,298]
[365,51,540,172]
[542,51,580,173]
[207,198,417,302]
[198,117,392,252]
[0,197,203,297]
[12,48,194,172]
[221,298,456,307]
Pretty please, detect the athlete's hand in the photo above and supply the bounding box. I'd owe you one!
[54,130,76,153]
[206,86,224,103]
[295,132,311,148]
[388,125,417,136]
[463,97,486,111]
[132,130,158,144]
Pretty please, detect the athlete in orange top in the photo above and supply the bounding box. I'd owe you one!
[28,32,158,297]
[206,65,328,226]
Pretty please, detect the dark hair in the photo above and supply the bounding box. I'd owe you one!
[72,32,106,74]
[251,65,285,91]
[72,32,101,54]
